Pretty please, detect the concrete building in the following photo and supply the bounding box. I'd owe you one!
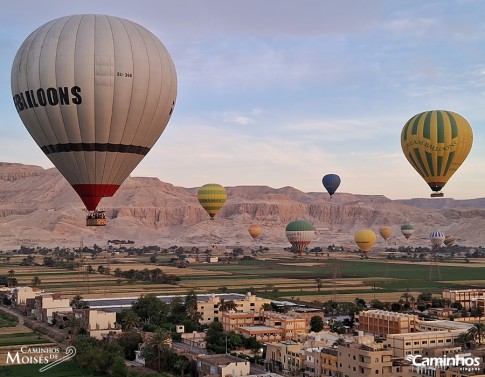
[303,346,339,377]
[197,292,271,325]
[196,354,250,377]
[357,310,418,335]
[11,286,40,308]
[287,307,325,332]
[262,311,307,340]
[265,339,305,375]
[181,331,207,349]
[236,325,284,343]
[222,312,258,333]
[33,292,71,324]
[386,330,464,357]
[442,289,485,310]
[74,309,121,340]
[337,342,410,377]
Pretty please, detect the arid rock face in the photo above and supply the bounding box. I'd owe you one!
[0,162,484,250]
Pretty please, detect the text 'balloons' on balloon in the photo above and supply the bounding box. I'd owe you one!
[379,226,392,241]
[285,220,316,255]
[197,184,227,220]
[11,14,177,212]
[354,229,377,255]
[322,174,341,197]
[248,224,262,240]
[429,230,446,249]
[401,224,414,239]
[401,110,473,197]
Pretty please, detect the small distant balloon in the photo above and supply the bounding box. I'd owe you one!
[248,224,262,240]
[401,224,414,239]
[285,220,316,255]
[379,226,392,242]
[444,235,455,248]
[354,229,377,255]
[429,230,445,249]
[322,174,341,197]
[401,110,473,197]
[197,184,227,220]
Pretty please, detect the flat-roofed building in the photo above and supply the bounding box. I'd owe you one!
[442,289,485,310]
[236,325,284,343]
[303,346,339,377]
[357,310,418,335]
[197,292,270,325]
[337,342,410,377]
[386,330,464,357]
[222,312,258,333]
[196,354,250,377]
[33,292,71,324]
[262,311,307,340]
[265,340,304,376]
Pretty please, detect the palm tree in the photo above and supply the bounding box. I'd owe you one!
[145,330,171,371]
[315,278,322,291]
[467,323,485,346]
[70,294,89,309]
[31,276,41,288]
[173,355,190,377]
[7,270,15,287]
[219,299,237,312]
[120,309,140,330]
[65,316,81,339]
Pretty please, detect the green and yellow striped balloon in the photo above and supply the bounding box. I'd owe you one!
[197,183,227,220]
[401,110,473,196]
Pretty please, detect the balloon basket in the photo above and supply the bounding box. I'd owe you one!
[430,192,444,198]
[86,211,107,226]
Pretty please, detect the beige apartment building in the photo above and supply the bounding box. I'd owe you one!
[222,312,258,332]
[386,330,464,357]
[337,342,410,377]
[262,311,307,340]
[74,309,121,340]
[303,346,339,377]
[196,354,250,377]
[442,288,485,310]
[265,340,305,376]
[236,325,284,343]
[197,292,271,324]
[357,310,418,335]
[12,286,40,308]
[33,292,71,323]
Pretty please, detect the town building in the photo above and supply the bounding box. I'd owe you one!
[197,292,271,325]
[442,289,485,310]
[33,292,71,323]
[357,310,418,335]
[196,354,250,377]
[337,342,410,377]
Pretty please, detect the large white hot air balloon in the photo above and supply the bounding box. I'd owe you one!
[11,14,177,225]
[429,230,445,250]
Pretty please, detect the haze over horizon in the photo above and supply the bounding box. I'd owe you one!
[2,1,485,200]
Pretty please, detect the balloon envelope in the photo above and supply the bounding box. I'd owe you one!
[444,235,455,247]
[322,174,341,197]
[197,184,227,219]
[379,226,392,241]
[401,110,473,196]
[11,15,177,211]
[248,224,262,240]
[429,230,445,249]
[354,229,377,254]
[401,224,414,239]
[285,220,315,255]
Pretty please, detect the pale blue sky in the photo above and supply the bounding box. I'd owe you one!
[1,0,485,199]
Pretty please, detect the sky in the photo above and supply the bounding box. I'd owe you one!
[1,0,485,200]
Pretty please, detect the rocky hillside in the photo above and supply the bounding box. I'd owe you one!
[0,162,484,250]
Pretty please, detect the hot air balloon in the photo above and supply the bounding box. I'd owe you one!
[354,229,377,257]
[429,230,445,250]
[11,15,177,226]
[401,224,414,239]
[285,220,315,255]
[444,235,455,248]
[197,184,227,220]
[322,174,341,198]
[248,224,262,240]
[401,110,473,197]
[379,226,392,242]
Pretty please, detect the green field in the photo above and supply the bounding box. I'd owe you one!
[0,311,17,328]
[0,361,94,377]
[0,333,52,347]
